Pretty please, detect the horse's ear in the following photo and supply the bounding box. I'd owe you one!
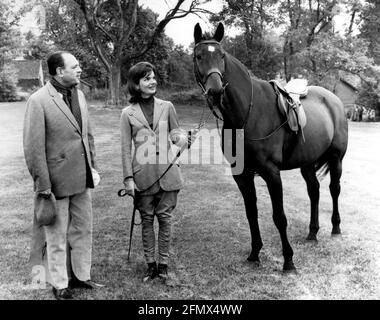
[194,23,202,44]
[213,22,224,42]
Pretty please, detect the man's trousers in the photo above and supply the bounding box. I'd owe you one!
[45,189,92,289]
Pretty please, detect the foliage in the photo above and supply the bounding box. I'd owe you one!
[11,0,380,109]
[222,33,282,80]
[23,31,54,61]
[166,45,196,88]
[295,34,373,88]
[32,0,210,105]
[356,66,380,112]
[70,0,211,105]
[158,87,204,105]
[39,0,107,87]
[212,0,380,101]
[0,65,19,102]
[120,7,173,85]
[212,0,282,79]
[0,1,22,102]
[0,0,22,65]
[357,0,380,112]
[360,0,380,64]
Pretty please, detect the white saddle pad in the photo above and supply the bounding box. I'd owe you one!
[284,79,308,97]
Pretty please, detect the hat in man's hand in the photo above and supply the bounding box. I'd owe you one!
[34,193,57,226]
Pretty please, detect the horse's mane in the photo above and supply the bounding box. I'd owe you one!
[224,51,258,81]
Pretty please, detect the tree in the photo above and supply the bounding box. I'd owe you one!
[40,1,182,93]
[166,44,196,88]
[23,31,55,60]
[0,0,23,64]
[212,0,282,79]
[359,0,380,64]
[38,0,107,87]
[0,0,22,101]
[220,33,282,80]
[0,65,18,101]
[70,0,211,106]
[279,0,340,81]
[357,0,380,115]
[119,6,174,86]
[293,34,373,90]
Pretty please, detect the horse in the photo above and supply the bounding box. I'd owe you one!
[193,22,348,272]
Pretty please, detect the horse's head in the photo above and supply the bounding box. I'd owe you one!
[193,22,227,104]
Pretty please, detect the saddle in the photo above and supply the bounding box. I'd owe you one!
[269,79,307,141]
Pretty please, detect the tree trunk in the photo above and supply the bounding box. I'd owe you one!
[108,64,121,106]
[284,55,290,82]
[283,40,292,82]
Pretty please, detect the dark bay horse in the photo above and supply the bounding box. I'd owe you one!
[193,22,348,272]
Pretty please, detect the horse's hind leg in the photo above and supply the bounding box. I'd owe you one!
[329,154,343,235]
[233,170,262,265]
[300,165,320,241]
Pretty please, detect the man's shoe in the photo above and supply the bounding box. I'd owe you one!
[157,263,168,279]
[143,262,157,282]
[69,278,104,289]
[52,287,73,300]
[69,272,105,289]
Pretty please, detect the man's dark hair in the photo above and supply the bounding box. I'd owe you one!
[127,62,157,103]
[47,51,69,76]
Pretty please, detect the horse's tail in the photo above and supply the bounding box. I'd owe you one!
[315,159,330,180]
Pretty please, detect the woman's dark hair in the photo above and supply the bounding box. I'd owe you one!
[47,51,69,76]
[127,61,157,103]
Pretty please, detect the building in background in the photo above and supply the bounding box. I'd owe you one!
[334,71,362,118]
[10,59,44,93]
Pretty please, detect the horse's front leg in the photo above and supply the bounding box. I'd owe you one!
[260,164,296,272]
[233,169,262,266]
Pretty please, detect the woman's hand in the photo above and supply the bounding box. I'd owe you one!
[123,177,136,197]
[170,128,188,148]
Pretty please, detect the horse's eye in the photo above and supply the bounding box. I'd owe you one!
[196,55,202,60]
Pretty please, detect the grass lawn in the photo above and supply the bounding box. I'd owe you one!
[1,101,380,300]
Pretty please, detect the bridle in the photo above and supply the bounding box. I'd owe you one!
[193,40,289,141]
[193,40,228,121]
[193,39,254,130]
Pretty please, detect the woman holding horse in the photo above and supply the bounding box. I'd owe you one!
[120,61,189,281]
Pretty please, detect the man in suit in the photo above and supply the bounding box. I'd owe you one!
[24,51,100,300]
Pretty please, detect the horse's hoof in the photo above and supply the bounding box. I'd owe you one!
[283,268,298,275]
[331,226,341,235]
[247,254,260,266]
[283,261,297,274]
[306,233,318,241]
[250,260,260,268]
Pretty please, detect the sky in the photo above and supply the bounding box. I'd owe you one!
[140,0,230,48]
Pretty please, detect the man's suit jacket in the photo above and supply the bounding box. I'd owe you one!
[23,81,96,198]
[120,97,186,195]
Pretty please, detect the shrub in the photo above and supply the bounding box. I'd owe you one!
[0,64,18,102]
[157,87,205,105]
[87,85,205,108]
[87,87,108,101]
[87,85,130,108]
